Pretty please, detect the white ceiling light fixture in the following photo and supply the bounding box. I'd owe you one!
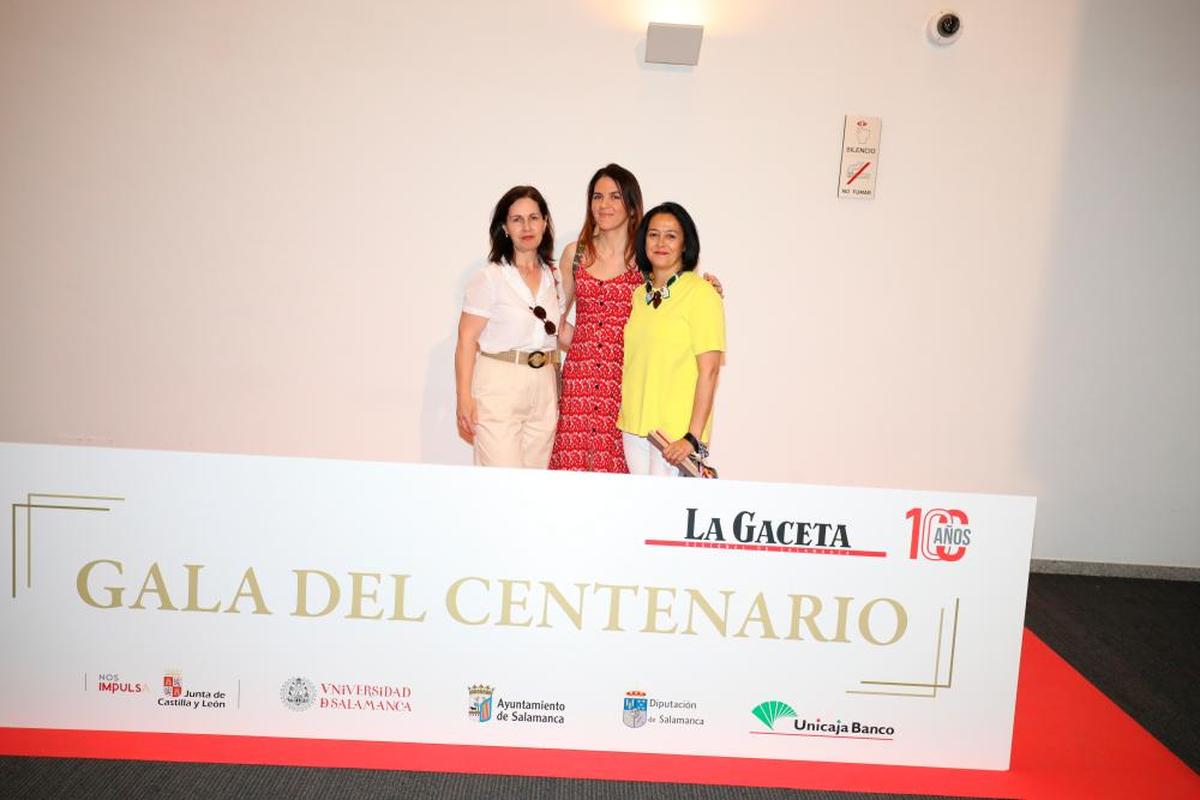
[644,22,704,66]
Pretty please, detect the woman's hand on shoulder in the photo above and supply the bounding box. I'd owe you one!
[702,272,724,299]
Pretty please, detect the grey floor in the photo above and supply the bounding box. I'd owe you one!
[0,761,952,800]
[2,573,1197,799]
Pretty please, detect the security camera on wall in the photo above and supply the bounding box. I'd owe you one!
[927,11,963,45]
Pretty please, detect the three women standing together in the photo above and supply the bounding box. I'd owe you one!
[454,165,725,477]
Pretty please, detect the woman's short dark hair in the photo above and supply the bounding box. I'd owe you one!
[488,185,555,265]
[634,201,700,274]
[577,163,644,266]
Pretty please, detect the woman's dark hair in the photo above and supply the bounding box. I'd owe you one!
[634,201,700,275]
[488,185,555,265]
[577,163,644,266]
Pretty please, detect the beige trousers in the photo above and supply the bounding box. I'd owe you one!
[471,355,558,468]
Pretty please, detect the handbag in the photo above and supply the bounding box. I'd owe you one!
[649,430,719,478]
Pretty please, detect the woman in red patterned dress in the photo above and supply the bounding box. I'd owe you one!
[548,164,643,472]
[549,165,721,472]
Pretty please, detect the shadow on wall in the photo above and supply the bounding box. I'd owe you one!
[1025,3,1200,566]
[419,257,487,465]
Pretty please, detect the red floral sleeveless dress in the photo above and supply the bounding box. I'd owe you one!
[548,266,643,472]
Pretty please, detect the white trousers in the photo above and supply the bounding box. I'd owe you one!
[472,356,558,468]
[622,432,684,477]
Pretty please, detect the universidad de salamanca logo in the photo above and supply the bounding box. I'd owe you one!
[282,677,411,712]
[280,677,316,712]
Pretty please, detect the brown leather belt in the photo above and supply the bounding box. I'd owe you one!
[480,349,560,369]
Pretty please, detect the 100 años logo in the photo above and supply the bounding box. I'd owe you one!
[906,507,972,562]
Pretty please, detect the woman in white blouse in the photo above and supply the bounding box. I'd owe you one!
[455,186,562,467]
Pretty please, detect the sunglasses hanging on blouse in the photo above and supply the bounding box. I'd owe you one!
[530,305,556,335]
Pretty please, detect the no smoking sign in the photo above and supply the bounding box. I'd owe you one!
[838,115,881,199]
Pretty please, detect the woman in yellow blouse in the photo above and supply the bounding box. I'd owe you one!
[617,202,725,475]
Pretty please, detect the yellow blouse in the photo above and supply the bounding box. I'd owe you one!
[617,271,726,442]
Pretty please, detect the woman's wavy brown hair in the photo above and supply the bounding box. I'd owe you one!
[576,163,644,267]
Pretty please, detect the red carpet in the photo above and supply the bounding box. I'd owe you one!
[2,630,1196,798]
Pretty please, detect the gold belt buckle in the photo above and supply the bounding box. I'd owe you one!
[527,351,548,369]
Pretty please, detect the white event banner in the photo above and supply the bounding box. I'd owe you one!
[0,443,1036,770]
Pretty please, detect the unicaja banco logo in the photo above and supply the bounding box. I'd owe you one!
[280,677,316,712]
[751,702,895,739]
[751,700,796,730]
[468,684,494,723]
[906,507,971,562]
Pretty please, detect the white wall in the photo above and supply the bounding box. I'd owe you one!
[1,1,1196,567]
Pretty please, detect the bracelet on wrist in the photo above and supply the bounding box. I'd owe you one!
[683,432,703,454]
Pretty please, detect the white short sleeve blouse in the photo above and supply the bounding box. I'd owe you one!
[463,259,561,353]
